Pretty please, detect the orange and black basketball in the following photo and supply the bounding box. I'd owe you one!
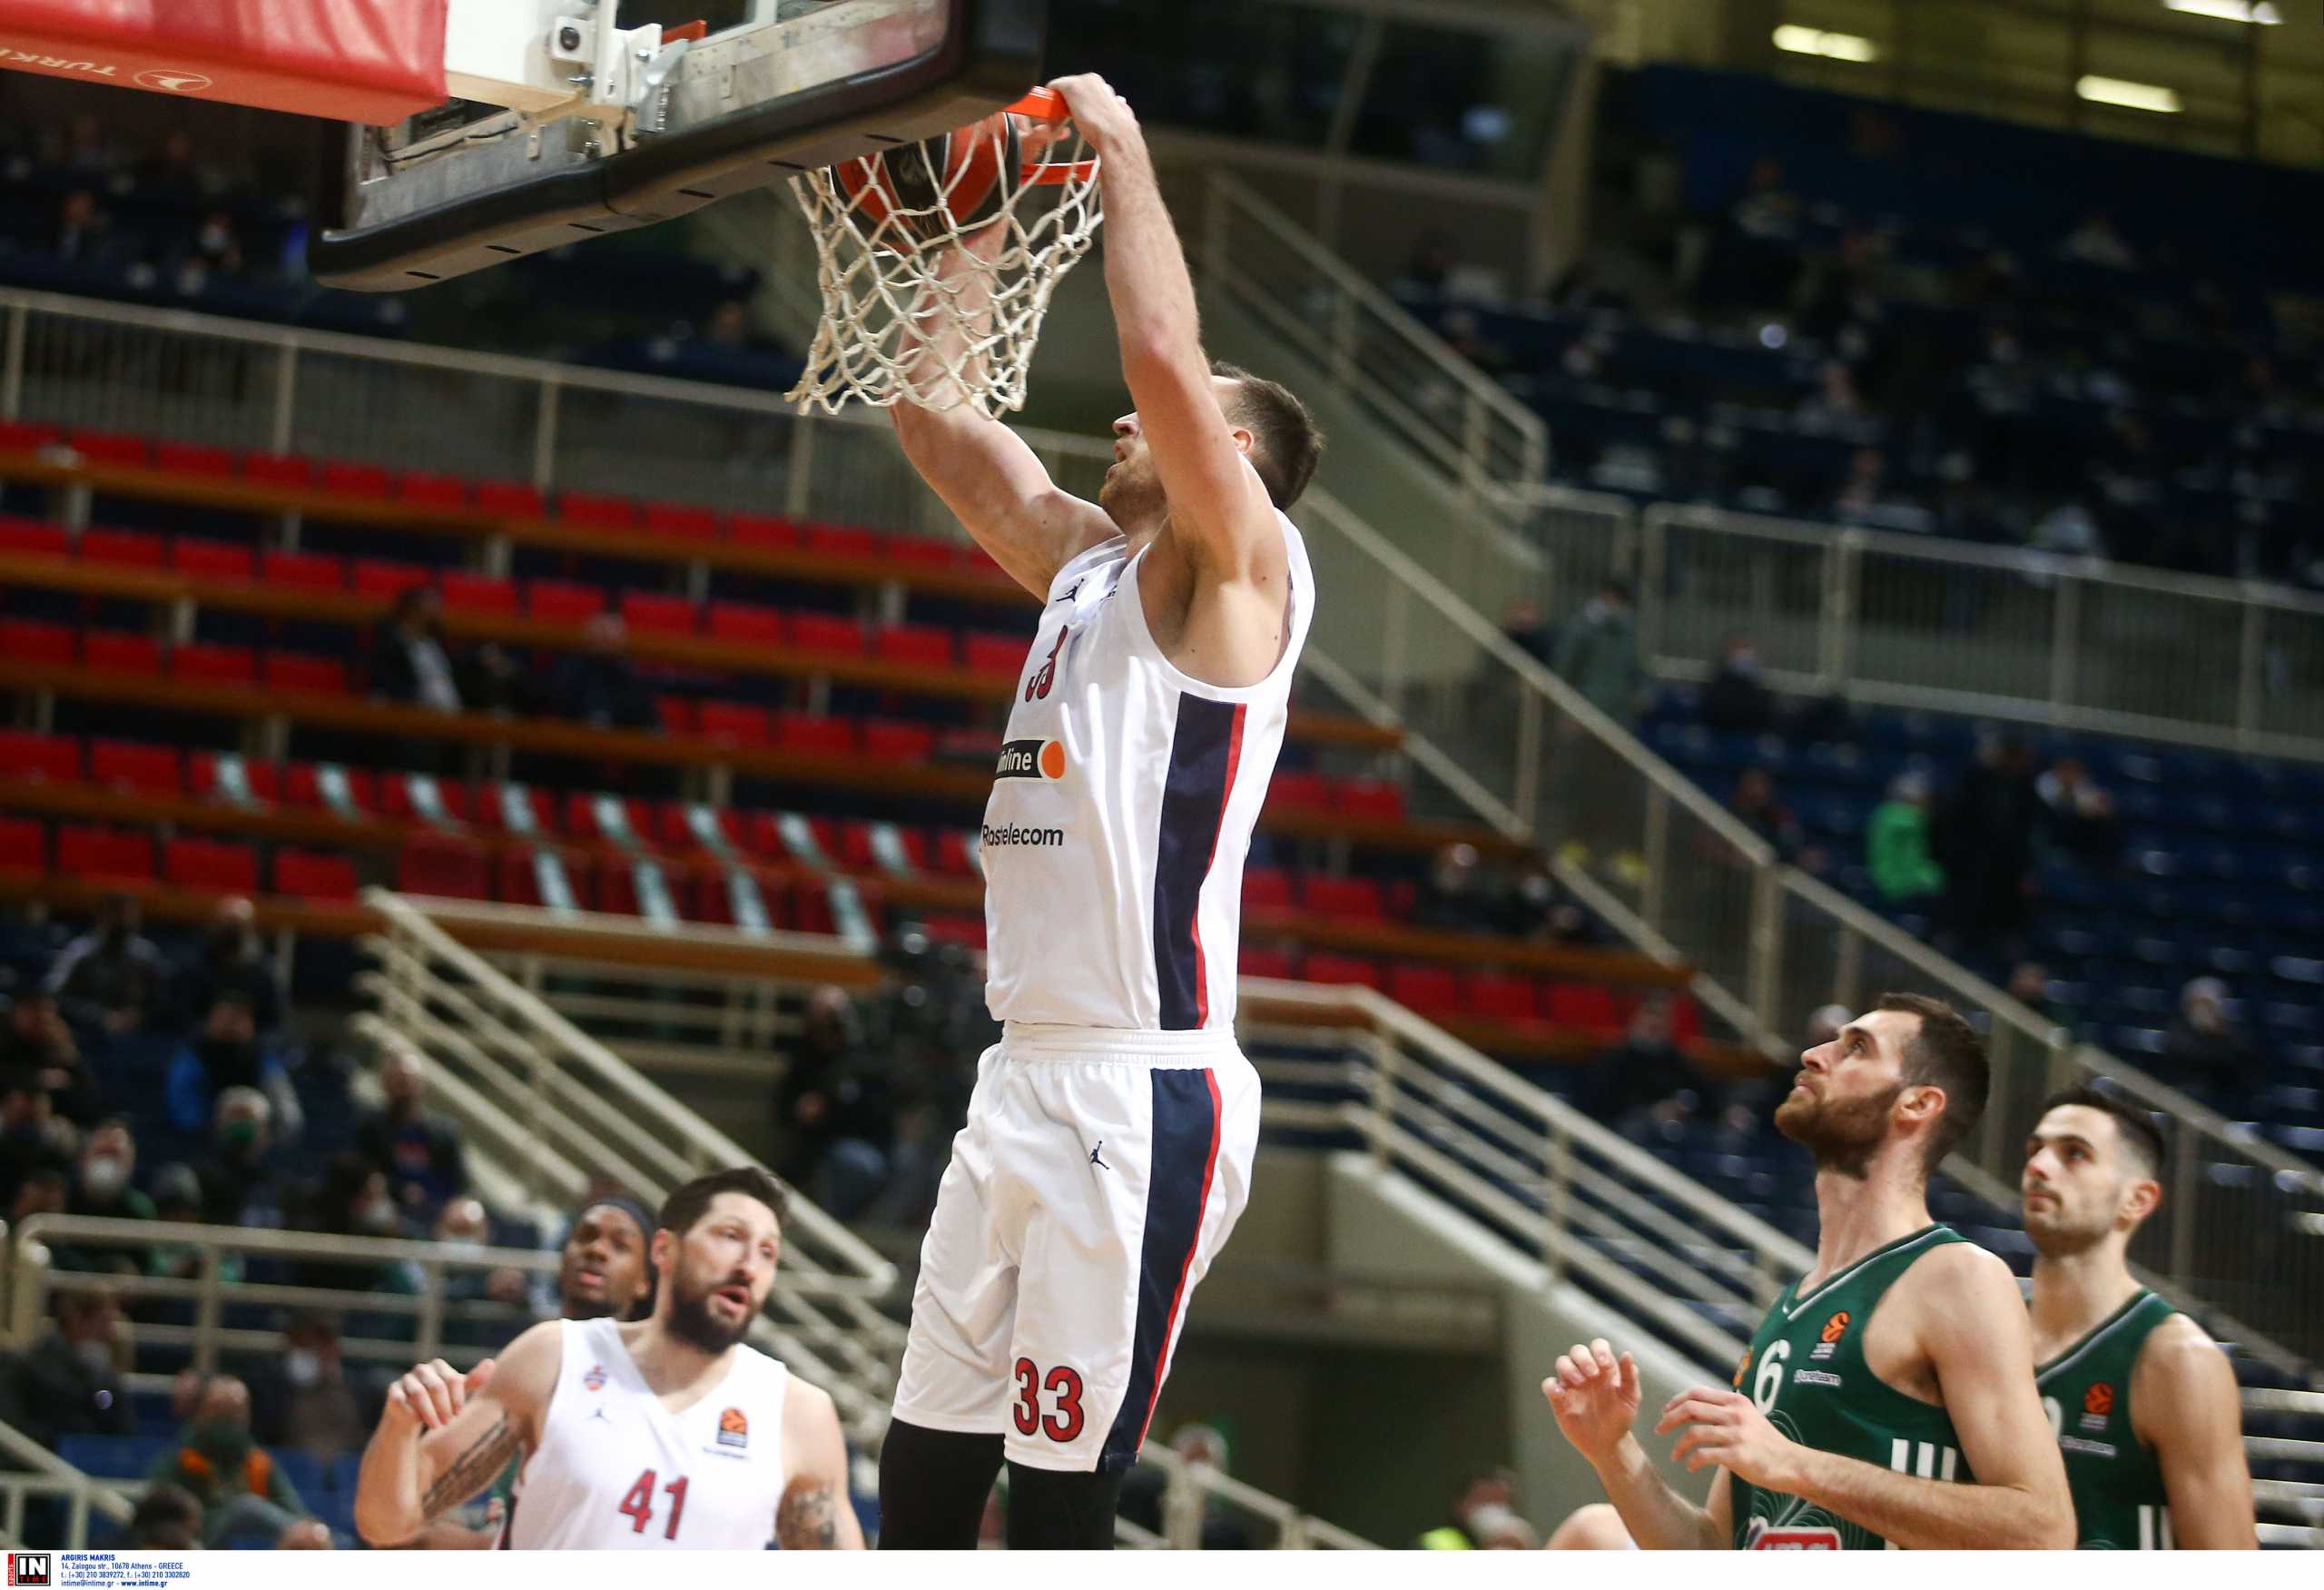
[833,110,1024,252]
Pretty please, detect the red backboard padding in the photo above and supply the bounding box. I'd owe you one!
[0,1,446,125]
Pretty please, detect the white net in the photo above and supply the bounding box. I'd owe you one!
[784,104,1103,419]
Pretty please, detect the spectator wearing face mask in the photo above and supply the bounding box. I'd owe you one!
[145,1162,242,1287]
[167,993,299,1141]
[144,1374,309,1546]
[247,1311,388,1461]
[0,1285,133,1448]
[46,894,171,1037]
[192,1088,289,1230]
[178,898,282,1038]
[51,1120,154,1277]
[352,1051,468,1220]
[432,1194,531,1348]
[1701,631,1777,736]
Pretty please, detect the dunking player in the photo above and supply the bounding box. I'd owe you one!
[875,73,1324,1548]
[1543,995,2074,1549]
[353,1168,862,1550]
[2023,1085,2255,1548]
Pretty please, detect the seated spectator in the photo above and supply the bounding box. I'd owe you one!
[143,1375,309,1546]
[1551,583,1644,726]
[354,1052,468,1220]
[289,1154,423,1321]
[192,1087,290,1230]
[2,987,97,1126]
[148,1162,241,1286]
[0,1075,75,1212]
[369,586,463,712]
[547,613,657,732]
[1419,1470,1523,1551]
[2035,755,2122,869]
[2161,977,2256,1098]
[1412,843,1497,934]
[772,986,895,1221]
[1577,993,1701,1135]
[1729,768,1814,868]
[51,188,123,266]
[55,1119,155,1276]
[433,1194,531,1345]
[125,1482,205,1552]
[2005,961,2069,1030]
[11,1166,66,1228]
[0,1285,133,1448]
[1866,771,1945,907]
[1700,632,1776,736]
[45,894,169,1036]
[247,1311,388,1461]
[167,992,297,1140]
[177,898,282,1037]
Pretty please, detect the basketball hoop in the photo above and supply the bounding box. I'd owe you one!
[785,88,1103,419]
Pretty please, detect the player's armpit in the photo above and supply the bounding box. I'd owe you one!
[891,401,1114,598]
[2139,1318,2257,1548]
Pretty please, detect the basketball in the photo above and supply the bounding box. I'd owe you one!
[833,110,1025,252]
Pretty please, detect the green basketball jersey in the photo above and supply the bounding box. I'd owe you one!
[2035,1289,2177,1549]
[1729,1224,1974,1550]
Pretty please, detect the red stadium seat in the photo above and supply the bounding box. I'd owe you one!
[440,571,517,614]
[884,536,955,568]
[838,820,929,873]
[351,559,431,601]
[263,653,350,695]
[774,713,856,755]
[0,619,74,664]
[1388,964,1463,1016]
[190,752,281,804]
[1238,946,1296,981]
[242,452,313,489]
[922,914,985,948]
[659,803,744,852]
[80,528,165,568]
[0,816,44,874]
[84,631,162,675]
[1266,772,1334,811]
[476,480,545,518]
[165,837,259,894]
[375,771,458,823]
[56,825,154,883]
[397,470,468,509]
[934,830,977,876]
[728,512,799,549]
[1299,874,1385,920]
[788,613,864,656]
[527,580,604,624]
[89,739,182,796]
[1544,983,1622,1034]
[153,442,235,477]
[875,625,955,668]
[1241,867,1293,911]
[287,763,385,815]
[1337,778,1408,824]
[174,643,256,686]
[1465,971,1538,1022]
[697,702,771,745]
[706,602,784,645]
[563,793,655,844]
[559,491,636,531]
[68,429,150,469]
[396,836,490,900]
[862,720,935,762]
[261,550,345,592]
[476,782,559,835]
[655,696,697,736]
[805,525,884,560]
[620,592,696,635]
[1303,953,1383,990]
[644,503,720,540]
[0,517,70,558]
[273,847,360,901]
[172,538,256,582]
[964,631,1029,676]
[0,420,59,453]
[320,460,392,499]
[496,847,592,908]
[0,730,81,783]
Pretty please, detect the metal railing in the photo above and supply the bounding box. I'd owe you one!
[358,889,905,1439]
[0,1417,133,1548]
[1242,979,1815,1376]
[1199,172,1548,501]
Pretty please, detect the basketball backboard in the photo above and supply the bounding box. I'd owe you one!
[310,0,1050,291]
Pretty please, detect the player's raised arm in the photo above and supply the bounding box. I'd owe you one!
[353,1319,559,1547]
[2139,1317,2258,1548]
[776,1379,866,1548]
[888,228,1115,598]
[1543,1339,1730,1550]
[1049,74,1286,588]
[1666,1245,2073,1550]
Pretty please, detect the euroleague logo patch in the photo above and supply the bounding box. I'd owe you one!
[2080,1381,2115,1431]
[994,737,1068,781]
[584,1362,608,1392]
[1811,1309,1850,1361]
[718,1406,749,1449]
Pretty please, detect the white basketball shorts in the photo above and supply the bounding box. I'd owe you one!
[890,1022,1261,1474]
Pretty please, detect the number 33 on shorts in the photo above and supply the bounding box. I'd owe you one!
[1012,1358,1086,1441]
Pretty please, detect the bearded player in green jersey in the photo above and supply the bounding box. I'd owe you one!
[2024,1085,2256,1549]
[1543,993,2074,1549]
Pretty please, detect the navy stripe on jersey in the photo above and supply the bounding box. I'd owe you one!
[1099,1067,1223,1473]
[1151,695,1246,1030]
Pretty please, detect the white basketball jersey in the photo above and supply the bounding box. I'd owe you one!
[981,517,1314,1031]
[504,1317,789,1550]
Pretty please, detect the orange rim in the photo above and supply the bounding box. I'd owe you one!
[1005,87,1098,186]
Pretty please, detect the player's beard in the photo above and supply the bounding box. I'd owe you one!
[2023,1189,2114,1259]
[665,1271,753,1355]
[1776,1080,1905,1180]
[1098,455,1162,528]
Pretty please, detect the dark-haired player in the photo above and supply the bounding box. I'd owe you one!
[877,74,1324,1549]
[2024,1086,2255,1548]
[1543,994,2073,1550]
[353,1167,862,1550]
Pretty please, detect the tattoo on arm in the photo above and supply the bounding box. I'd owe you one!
[776,1482,839,1550]
[420,1415,519,1523]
